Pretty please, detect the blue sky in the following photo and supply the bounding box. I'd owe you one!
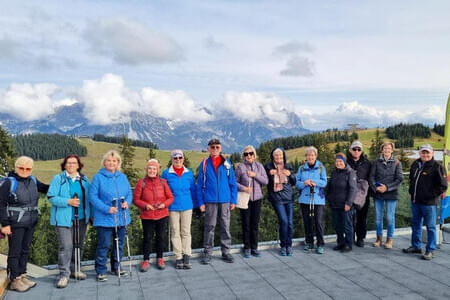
[0,0,449,129]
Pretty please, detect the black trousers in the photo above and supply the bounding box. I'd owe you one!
[300,204,325,246]
[240,199,262,250]
[142,218,167,260]
[332,208,354,248]
[7,223,36,280]
[354,195,370,241]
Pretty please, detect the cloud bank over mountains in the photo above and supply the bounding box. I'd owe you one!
[0,74,444,130]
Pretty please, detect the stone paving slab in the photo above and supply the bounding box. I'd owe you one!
[3,233,450,300]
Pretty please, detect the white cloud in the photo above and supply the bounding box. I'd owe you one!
[280,56,315,77]
[272,41,314,57]
[78,74,137,125]
[221,92,296,124]
[83,18,183,65]
[0,83,57,121]
[140,88,212,122]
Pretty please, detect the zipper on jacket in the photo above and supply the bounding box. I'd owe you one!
[412,164,422,203]
[251,164,255,201]
[112,176,122,226]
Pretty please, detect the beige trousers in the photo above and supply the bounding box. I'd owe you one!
[169,210,192,259]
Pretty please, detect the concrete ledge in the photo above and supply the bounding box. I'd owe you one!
[0,269,8,298]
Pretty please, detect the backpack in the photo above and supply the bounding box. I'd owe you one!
[353,179,369,210]
[0,175,39,222]
[0,176,37,203]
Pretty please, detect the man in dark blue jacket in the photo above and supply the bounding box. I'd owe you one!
[197,139,237,264]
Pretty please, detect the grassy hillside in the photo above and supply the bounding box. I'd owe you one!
[32,138,208,184]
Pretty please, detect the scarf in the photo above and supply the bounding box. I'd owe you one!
[274,163,287,192]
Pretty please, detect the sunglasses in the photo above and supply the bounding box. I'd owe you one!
[352,148,362,152]
[243,152,254,157]
[173,156,183,160]
[209,145,220,149]
[18,167,32,172]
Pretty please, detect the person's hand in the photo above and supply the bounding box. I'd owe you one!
[68,197,80,207]
[145,204,155,211]
[244,186,252,193]
[157,203,165,209]
[121,201,128,209]
[200,204,205,212]
[247,171,256,178]
[344,204,351,212]
[1,225,11,236]
[376,184,387,193]
[108,207,118,214]
[282,169,291,176]
[230,204,235,211]
[269,169,277,175]
[304,179,312,186]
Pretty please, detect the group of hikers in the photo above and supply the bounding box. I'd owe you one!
[0,138,447,293]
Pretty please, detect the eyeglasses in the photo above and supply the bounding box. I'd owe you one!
[209,145,220,149]
[173,156,183,160]
[18,167,32,172]
[243,152,254,157]
[352,148,362,152]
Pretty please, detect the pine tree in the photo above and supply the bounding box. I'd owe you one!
[369,128,384,160]
[120,135,140,186]
[148,147,156,160]
[398,148,411,172]
[0,125,16,175]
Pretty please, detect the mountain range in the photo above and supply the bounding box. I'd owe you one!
[0,103,309,152]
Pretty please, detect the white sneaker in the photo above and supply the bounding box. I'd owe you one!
[56,277,69,289]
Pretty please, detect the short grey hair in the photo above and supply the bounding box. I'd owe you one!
[305,146,318,157]
[15,156,34,168]
[101,150,122,171]
[242,145,257,160]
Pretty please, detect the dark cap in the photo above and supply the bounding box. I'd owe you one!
[208,138,221,146]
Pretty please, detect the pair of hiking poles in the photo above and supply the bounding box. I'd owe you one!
[112,197,132,286]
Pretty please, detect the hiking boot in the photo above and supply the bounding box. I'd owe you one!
[280,247,287,256]
[10,277,29,292]
[112,270,128,277]
[340,246,352,253]
[355,239,365,248]
[333,244,345,251]
[286,246,293,256]
[303,244,313,253]
[19,274,37,288]
[372,236,382,247]
[402,247,422,254]
[201,253,212,265]
[422,251,434,260]
[384,238,393,249]
[183,255,192,269]
[175,259,184,269]
[221,253,234,263]
[157,258,165,270]
[96,274,107,282]
[140,260,150,272]
[70,271,87,280]
[243,248,251,258]
[251,249,261,257]
[56,277,69,289]
[316,246,324,254]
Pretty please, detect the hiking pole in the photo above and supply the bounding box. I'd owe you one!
[309,186,315,217]
[120,196,132,278]
[73,193,81,281]
[112,198,121,286]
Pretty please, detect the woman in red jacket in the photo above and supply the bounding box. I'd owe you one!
[133,159,174,271]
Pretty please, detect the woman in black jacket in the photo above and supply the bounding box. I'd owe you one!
[0,156,49,292]
[327,153,357,252]
[265,148,296,256]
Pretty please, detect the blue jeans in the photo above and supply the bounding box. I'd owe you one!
[95,226,125,275]
[271,201,293,248]
[374,198,397,238]
[411,203,437,252]
[332,208,354,248]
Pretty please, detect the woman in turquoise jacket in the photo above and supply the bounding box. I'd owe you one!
[89,150,132,282]
[47,154,91,288]
[296,146,327,254]
[161,150,196,269]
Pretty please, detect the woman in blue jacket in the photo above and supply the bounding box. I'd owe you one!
[296,146,327,254]
[161,150,196,270]
[89,150,132,282]
[47,154,91,288]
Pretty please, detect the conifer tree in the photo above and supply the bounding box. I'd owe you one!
[398,148,411,172]
[120,135,139,186]
[0,125,16,175]
[148,147,156,160]
[369,128,384,160]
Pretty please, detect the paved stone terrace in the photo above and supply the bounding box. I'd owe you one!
[4,233,450,300]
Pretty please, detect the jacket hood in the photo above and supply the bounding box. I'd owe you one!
[270,148,287,164]
[303,160,321,170]
[98,168,122,178]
